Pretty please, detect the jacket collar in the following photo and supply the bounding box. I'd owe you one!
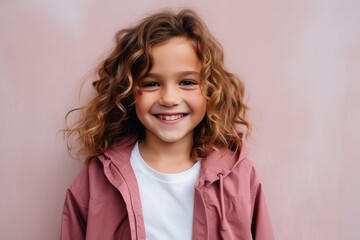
[99,136,249,234]
[99,136,138,164]
[198,145,248,185]
[100,135,248,184]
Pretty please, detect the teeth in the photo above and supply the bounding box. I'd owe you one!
[158,114,184,121]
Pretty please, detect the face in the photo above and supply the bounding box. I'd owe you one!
[135,37,207,146]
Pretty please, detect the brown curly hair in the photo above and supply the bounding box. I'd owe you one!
[65,8,250,163]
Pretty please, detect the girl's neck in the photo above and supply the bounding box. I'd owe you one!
[138,135,196,174]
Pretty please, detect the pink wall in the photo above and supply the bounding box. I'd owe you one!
[1,0,359,239]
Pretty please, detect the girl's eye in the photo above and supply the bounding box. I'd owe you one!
[140,81,160,88]
[179,79,197,86]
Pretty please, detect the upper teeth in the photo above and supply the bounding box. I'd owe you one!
[158,114,183,121]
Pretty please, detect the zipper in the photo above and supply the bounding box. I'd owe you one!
[102,155,140,240]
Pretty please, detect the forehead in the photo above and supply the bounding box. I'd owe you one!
[149,37,201,75]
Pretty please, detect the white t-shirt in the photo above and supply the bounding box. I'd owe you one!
[130,142,200,240]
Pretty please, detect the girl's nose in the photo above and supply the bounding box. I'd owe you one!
[159,86,181,107]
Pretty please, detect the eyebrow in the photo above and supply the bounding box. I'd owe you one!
[145,71,200,78]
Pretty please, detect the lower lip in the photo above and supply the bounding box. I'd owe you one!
[155,115,187,125]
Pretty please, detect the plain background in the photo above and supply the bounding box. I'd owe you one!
[1,0,359,239]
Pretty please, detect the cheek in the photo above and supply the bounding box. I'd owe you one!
[134,95,148,118]
[189,92,207,115]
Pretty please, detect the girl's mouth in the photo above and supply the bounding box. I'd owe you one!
[155,114,187,121]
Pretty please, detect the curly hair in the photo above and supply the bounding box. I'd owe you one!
[65,8,250,163]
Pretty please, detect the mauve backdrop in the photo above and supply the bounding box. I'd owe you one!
[1,0,359,239]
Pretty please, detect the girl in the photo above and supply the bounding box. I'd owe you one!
[61,9,274,240]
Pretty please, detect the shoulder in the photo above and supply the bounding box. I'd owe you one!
[67,159,100,194]
[68,158,114,200]
[223,145,262,192]
[233,157,261,190]
[68,136,138,197]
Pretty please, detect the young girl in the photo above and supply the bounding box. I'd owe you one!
[61,9,274,240]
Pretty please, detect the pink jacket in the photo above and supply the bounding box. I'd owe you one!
[61,137,274,239]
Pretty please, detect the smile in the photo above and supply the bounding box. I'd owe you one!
[156,114,187,121]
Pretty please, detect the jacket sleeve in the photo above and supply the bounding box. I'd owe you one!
[60,168,89,240]
[250,167,275,240]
